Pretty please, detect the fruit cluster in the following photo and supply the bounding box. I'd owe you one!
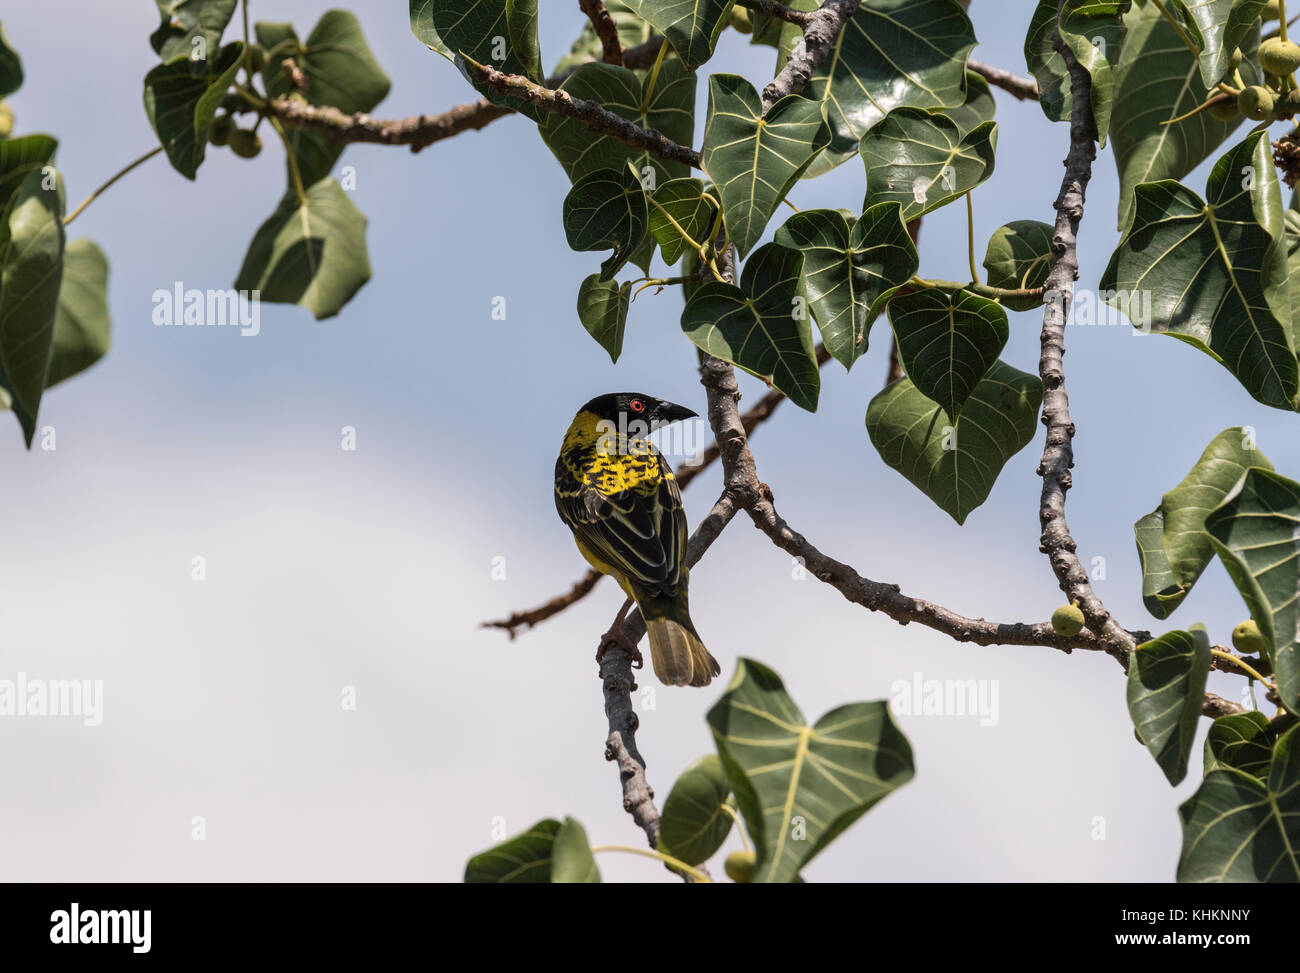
[1210,5,1300,121]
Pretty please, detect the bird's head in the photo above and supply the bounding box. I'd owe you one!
[577,392,698,431]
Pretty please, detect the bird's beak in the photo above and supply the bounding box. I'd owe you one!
[656,401,698,424]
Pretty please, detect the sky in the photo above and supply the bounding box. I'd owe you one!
[0,0,1295,883]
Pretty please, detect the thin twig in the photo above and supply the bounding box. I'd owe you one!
[968,58,1040,101]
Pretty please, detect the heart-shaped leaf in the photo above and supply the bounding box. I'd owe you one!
[888,287,1008,421]
[463,817,601,883]
[658,754,734,866]
[1178,723,1300,882]
[619,0,733,69]
[150,0,238,65]
[1101,132,1299,411]
[562,164,648,281]
[1206,468,1300,713]
[1127,626,1212,785]
[577,273,630,363]
[866,360,1042,524]
[1203,711,1275,781]
[701,74,830,258]
[795,0,975,161]
[0,22,23,98]
[1109,2,1258,229]
[46,238,110,389]
[234,176,370,320]
[773,202,918,370]
[648,177,716,265]
[1178,0,1269,88]
[859,107,997,221]
[680,242,819,410]
[707,658,914,884]
[143,40,244,180]
[257,13,392,189]
[430,0,543,120]
[1133,427,1273,620]
[982,220,1053,312]
[0,168,64,447]
[541,58,695,187]
[1025,0,1129,146]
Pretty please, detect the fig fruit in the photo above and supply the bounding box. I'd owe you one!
[1231,619,1267,655]
[1051,603,1086,637]
[1239,84,1275,119]
[725,850,756,883]
[1260,37,1300,76]
[208,114,233,146]
[229,128,262,159]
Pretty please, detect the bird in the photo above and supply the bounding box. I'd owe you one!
[554,392,720,687]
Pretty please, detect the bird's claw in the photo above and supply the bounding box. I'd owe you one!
[597,629,644,669]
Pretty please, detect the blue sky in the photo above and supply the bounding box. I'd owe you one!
[0,1,1294,881]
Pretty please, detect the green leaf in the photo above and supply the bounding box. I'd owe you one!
[464,818,561,883]
[797,0,976,165]
[1100,131,1299,411]
[1109,1,1258,229]
[888,288,1009,422]
[150,0,238,65]
[432,0,544,120]
[541,59,695,187]
[0,21,23,98]
[866,360,1042,524]
[0,168,64,447]
[648,177,716,265]
[619,0,733,69]
[982,220,1053,312]
[774,202,918,371]
[1177,0,1269,88]
[577,274,630,363]
[859,108,997,222]
[708,658,914,884]
[1206,468,1300,713]
[562,165,648,282]
[658,754,734,866]
[258,12,392,189]
[234,177,370,320]
[142,40,244,180]
[1203,711,1275,781]
[1178,723,1300,882]
[1133,427,1274,620]
[1127,626,1212,785]
[681,242,819,411]
[0,135,57,211]
[552,0,654,74]
[1025,0,1129,146]
[46,238,109,389]
[701,74,830,258]
[551,817,601,883]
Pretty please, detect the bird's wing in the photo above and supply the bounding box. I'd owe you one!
[556,451,686,596]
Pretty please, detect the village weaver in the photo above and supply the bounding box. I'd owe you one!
[554,392,720,687]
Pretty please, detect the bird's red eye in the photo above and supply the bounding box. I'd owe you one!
[630,399,645,413]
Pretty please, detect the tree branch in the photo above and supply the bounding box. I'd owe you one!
[1036,29,1134,665]
[760,0,861,111]
[968,59,1040,101]
[467,61,701,169]
[579,0,624,65]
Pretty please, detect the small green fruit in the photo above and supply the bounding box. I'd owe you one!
[729,6,752,33]
[1265,0,1282,20]
[1239,84,1276,120]
[1260,37,1300,76]
[247,44,266,72]
[0,101,12,138]
[1232,619,1267,655]
[1208,96,1241,121]
[229,128,262,159]
[725,850,756,883]
[1051,603,1086,637]
[1231,47,1244,72]
[208,114,234,146]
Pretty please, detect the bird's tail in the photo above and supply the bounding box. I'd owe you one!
[642,593,719,688]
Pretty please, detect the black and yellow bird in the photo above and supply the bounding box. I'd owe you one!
[555,392,720,687]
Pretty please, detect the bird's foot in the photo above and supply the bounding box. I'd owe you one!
[596,627,643,669]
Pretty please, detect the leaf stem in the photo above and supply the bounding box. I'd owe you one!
[720,803,750,853]
[640,39,669,112]
[965,191,978,283]
[588,844,712,882]
[910,275,1043,302]
[269,115,308,205]
[1150,0,1201,59]
[63,146,164,227]
[1210,648,1274,687]
[1282,0,1290,44]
